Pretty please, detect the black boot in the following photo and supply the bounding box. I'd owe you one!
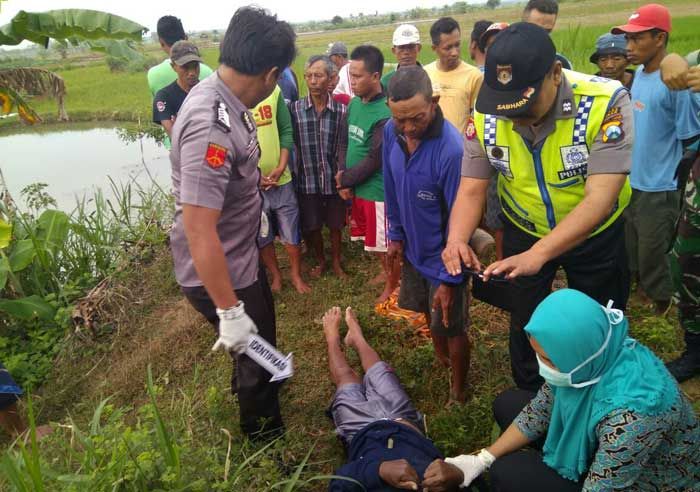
[667,332,700,382]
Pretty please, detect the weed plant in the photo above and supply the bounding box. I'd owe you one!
[0,174,172,390]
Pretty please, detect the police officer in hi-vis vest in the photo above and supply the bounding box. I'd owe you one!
[442,23,633,391]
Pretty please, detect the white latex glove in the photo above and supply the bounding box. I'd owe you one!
[213,301,258,354]
[444,449,495,488]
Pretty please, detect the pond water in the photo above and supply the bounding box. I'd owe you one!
[0,123,170,212]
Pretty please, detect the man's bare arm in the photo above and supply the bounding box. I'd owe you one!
[161,118,175,138]
[442,176,489,275]
[484,174,626,279]
[182,204,238,308]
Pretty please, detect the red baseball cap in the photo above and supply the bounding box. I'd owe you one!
[612,4,671,34]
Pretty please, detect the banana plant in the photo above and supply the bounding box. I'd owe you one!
[0,210,71,321]
[0,9,147,124]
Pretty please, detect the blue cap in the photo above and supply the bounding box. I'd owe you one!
[590,33,627,63]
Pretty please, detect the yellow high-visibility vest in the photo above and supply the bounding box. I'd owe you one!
[474,70,632,238]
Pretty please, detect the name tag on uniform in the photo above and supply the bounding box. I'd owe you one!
[486,145,513,179]
[558,144,589,180]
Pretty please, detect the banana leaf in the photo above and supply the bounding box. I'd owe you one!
[0,9,147,48]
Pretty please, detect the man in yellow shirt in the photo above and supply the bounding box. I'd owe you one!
[424,17,483,134]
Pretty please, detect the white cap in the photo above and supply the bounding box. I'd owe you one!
[392,24,420,46]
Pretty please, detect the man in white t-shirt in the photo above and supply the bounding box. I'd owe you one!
[329,41,354,99]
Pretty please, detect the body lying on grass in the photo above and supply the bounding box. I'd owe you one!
[322,306,468,492]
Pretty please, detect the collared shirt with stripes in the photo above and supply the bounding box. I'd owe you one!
[289,95,348,195]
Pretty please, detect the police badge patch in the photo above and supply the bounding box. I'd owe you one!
[558,144,589,179]
[486,145,512,178]
[496,65,512,85]
[241,111,255,133]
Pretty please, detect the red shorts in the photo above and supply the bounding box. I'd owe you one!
[350,197,388,252]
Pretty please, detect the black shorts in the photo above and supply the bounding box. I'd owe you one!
[297,193,346,234]
[398,260,469,337]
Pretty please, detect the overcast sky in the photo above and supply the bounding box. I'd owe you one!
[0,0,453,33]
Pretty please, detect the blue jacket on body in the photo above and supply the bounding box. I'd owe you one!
[328,420,442,491]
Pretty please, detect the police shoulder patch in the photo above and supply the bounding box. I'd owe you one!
[205,142,228,168]
[465,117,477,141]
[602,120,624,143]
[603,106,623,124]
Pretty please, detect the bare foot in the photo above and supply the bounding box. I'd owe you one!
[369,271,386,286]
[310,263,326,278]
[291,276,312,294]
[21,424,53,443]
[332,262,348,279]
[322,306,342,343]
[375,285,394,304]
[270,275,282,293]
[447,389,467,407]
[343,307,363,347]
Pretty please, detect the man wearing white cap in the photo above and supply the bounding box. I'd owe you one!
[381,24,422,89]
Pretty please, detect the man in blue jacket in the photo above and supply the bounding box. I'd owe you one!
[323,306,465,491]
[383,67,470,404]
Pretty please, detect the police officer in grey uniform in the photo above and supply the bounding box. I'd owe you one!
[169,7,296,439]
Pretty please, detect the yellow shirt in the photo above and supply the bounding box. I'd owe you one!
[424,60,483,134]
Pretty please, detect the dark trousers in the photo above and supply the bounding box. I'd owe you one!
[504,218,630,391]
[182,268,283,437]
[490,388,584,492]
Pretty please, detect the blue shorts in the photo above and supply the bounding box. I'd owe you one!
[258,182,301,247]
[0,362,22,409]
[330,361,423,444]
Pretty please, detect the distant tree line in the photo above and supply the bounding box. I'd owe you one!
[293,1,500,33]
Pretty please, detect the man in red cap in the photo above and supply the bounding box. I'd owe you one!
[613,4,700,315]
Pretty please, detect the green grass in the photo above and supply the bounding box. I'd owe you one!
[1,232,696,491]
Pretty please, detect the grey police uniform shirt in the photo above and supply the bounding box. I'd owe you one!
[170,73,262,289]
[462,74,633,179]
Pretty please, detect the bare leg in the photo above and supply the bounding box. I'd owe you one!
[344,307,381,372]
[448,334,470,404]
[284,243,311,293]
[376,253,400,304]
[323,307,361,387]
[329,229,347,278]
[0,403,25,438]
[369,270,386,286]
[425,310,450,367]
[431,333,451,368]
[305,230,326,278]
[260,243,283,292]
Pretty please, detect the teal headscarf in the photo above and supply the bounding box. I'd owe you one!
[524,289,679,481]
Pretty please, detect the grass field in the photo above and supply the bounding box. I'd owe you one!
[1,0,699,490]
[3,0,697,128]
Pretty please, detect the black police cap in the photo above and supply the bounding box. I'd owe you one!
[476,22,557,118]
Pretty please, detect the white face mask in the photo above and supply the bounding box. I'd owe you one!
[536,300,624,389]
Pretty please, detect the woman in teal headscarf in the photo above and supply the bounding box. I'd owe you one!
[425,289,700,492]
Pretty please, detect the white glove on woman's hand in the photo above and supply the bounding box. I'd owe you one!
[213,301,258,354]
[444,449,496,488]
